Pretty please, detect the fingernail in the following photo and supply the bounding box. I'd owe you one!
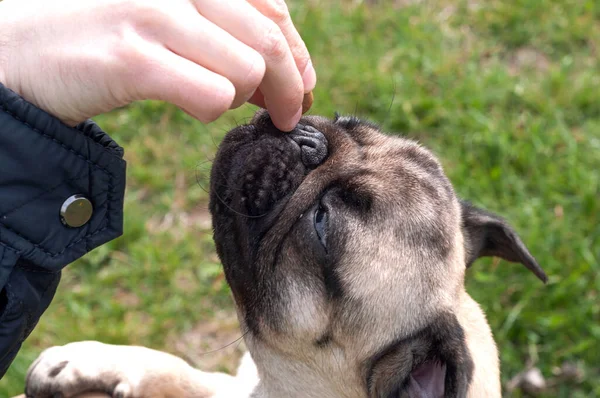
[302,60,317,93]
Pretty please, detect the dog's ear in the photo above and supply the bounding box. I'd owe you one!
[366,314,473,398]
[460,201,547,283]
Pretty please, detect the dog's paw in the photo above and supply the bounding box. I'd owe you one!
[25,341,137,397]
[25,341,183,398]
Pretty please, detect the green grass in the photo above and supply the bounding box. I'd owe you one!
[2,0,599,396]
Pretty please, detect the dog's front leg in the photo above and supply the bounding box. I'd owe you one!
[23,341,238,398]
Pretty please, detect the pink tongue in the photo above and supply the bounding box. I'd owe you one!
[407,361,446,398]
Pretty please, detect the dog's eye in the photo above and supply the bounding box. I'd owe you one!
[314,204,329,249]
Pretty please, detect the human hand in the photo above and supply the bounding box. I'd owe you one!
[0,0,315,131]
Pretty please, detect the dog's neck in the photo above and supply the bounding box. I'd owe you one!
[248,343,365,398]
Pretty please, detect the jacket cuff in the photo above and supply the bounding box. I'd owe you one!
[0,83,126,270]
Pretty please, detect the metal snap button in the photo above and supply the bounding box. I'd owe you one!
[60,195,93,228]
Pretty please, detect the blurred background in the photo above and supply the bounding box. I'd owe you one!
[2,0,599,396]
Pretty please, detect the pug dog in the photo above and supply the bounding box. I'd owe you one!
[21,111,546,398]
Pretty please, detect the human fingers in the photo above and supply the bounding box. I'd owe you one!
[247,88,267,109]
[247,0,316,94]
[128,39,236,123]
[194,0,304,131]
[155,2,266,109]
[248,88,313,114]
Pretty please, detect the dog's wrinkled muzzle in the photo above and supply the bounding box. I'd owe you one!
[230,116,329,217]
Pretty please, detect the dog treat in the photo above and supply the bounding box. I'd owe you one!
[302,91,314,114]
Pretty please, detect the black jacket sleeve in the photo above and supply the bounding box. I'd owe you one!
[0,82,126,377]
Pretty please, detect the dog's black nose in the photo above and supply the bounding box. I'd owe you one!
[289,124,328,168]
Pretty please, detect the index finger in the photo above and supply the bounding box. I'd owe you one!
[193,0,306,131]
[247,0,317,94]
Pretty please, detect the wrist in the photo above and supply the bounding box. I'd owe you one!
[0,8,7,88]
[0,1,17,93]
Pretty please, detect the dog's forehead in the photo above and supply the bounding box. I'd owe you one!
[308,115,444,170]
[305,115,454,208]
